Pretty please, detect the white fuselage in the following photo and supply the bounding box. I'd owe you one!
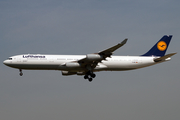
[3,54,168,72]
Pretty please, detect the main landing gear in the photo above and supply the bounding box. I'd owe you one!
[19,69,23,76]
[84,71,96,82]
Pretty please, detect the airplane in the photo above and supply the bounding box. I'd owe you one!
[3,35,176,82]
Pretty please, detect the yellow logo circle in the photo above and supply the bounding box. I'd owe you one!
[157,41,167,51]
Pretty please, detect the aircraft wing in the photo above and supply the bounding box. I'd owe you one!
[77,38,128,67]
[98,38,128,57]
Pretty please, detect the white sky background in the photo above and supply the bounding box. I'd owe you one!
[0,0,180,120]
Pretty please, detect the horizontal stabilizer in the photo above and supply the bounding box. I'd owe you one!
[154,53,177,62]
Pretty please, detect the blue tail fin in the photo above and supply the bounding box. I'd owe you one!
[142,35,172,57]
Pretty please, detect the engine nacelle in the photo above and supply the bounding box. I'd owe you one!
[65,62,81,68]
[76,72,85,75]
[86,54,103,61]
[61,71,76,76]
[61,71,85,76]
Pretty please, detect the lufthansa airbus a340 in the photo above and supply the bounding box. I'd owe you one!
[3,35,176,82]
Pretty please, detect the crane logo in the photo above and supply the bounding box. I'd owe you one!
[157,41,167,51]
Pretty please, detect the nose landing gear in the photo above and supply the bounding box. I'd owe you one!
[19,69,23,76]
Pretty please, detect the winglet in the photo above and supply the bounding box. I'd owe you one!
[121,38,128,45]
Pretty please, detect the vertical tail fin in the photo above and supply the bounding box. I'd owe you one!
[142,35,172,57]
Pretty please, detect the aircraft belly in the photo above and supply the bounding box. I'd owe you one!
[57,65,85,71]
[7,64,59,70]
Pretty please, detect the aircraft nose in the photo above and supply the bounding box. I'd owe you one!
[3,60,9,65]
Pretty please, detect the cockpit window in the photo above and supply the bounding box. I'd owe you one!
[8,58,12,60]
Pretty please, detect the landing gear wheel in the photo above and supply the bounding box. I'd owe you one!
[90,73,96,78]
[84,71,96,82]
[88,78,93,82]
[19,72,23,76]
[84,75,88,79]
[19,69,23,76]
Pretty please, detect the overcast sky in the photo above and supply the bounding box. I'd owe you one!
[0,0,180,120]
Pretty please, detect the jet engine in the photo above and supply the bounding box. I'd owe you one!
[61,71,85,76]
[65,62,81,68]
[76,72,85,75]
[86,54,103,61]
[61,71,76,76]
